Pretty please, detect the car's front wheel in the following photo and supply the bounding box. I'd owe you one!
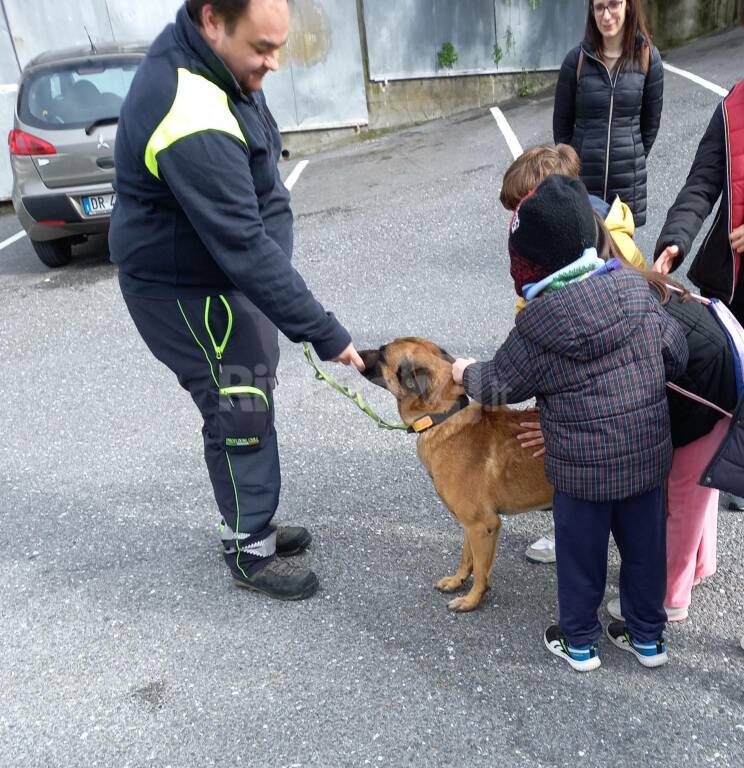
[31,238,72,268]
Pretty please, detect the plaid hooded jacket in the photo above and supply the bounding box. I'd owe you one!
[463,269,688,502]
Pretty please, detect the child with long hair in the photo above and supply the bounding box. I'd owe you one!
[600,228,738,623]
[514,208,738,626]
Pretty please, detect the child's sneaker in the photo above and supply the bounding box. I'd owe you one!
[543,624,601,672]
[526,533,556,564]
[606,621,668,668]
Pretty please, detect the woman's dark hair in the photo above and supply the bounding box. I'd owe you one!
[585,0,653,66]
[593,211,690,304]
[188,0,251,32]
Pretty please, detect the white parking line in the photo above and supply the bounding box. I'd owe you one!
[284,160,309,191]
[662,62,729,98]
[0,230,26,250]
[490,107,523,160]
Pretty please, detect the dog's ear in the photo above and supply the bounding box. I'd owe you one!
[397,357,430,398]
[438,347,455,363]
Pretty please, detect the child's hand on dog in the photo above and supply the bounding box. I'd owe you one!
[516,407,545,457]
[452,357,476,384]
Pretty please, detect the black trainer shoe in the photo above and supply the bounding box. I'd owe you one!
[543,624,601,672]
[231,557,318,600]
[276,525,312,556]
[606,621,668,668]
[727,494,744,511]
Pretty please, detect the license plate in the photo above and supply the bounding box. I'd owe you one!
[82,193,116,216]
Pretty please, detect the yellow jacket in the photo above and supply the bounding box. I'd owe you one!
[605,196,646,270]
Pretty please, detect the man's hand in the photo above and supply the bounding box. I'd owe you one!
[334,342,364,371]
[452,357,476,385]
[653,245,679,274]
[730,225,744,254]
[516,406,545,457]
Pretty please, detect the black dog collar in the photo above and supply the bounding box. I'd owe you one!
[408,395,471,434]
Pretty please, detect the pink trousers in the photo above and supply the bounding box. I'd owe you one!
[665,417,729,609]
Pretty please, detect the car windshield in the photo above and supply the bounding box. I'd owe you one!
[19,57,141,130]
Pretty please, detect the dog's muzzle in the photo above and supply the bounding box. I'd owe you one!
[359,348,383,383]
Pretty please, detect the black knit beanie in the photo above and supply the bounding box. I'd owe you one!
[508,174,598,295]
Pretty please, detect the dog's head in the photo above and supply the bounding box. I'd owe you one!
[359,337,464,421]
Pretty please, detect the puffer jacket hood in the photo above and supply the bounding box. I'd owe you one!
[516,269,650,361]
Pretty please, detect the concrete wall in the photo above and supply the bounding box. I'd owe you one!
[283,0,740,155]
[646,0,739,48]
[364,70,557,131]
[356,0,562,132]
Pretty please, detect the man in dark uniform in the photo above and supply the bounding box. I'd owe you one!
[109,0,362,599]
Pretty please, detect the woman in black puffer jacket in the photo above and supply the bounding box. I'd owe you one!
[553,0,664,226]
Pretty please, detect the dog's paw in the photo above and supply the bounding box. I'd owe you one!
[436,576,466,593]
[447,595,480,612]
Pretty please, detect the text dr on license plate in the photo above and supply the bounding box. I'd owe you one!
[82,193,116,216]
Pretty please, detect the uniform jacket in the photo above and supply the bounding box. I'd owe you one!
[553,34,664,227]
[655,80,744,305]
[109,4,350,360]
[463,269,688,501]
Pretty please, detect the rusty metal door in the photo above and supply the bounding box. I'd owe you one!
[1,0,368,130]
[263,0,368,131]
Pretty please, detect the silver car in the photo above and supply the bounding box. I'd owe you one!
[9,43,147,267]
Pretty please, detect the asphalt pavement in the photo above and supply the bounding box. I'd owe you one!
[1,25,743,768]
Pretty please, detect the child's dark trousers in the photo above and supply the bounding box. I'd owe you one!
[553,486,667,646]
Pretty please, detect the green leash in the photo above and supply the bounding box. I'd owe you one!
[302,342,408,431]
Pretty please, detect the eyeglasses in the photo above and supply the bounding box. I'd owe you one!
[592,0,624,16]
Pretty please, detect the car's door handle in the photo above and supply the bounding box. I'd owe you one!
[96,157,115,169]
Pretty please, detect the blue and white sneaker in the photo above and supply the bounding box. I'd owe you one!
[606,621,668,668]
[544,624,601,672]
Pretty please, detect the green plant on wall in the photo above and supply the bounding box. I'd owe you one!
[493,42,503,68]
[437,41,459,69]
[505,26,515,55]
[528,0,542,9]
[516,68,540,97]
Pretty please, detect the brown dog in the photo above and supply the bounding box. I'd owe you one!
[360,337,553,612]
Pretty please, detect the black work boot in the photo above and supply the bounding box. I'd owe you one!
[276,525,312,556]
[231,557,319,600]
